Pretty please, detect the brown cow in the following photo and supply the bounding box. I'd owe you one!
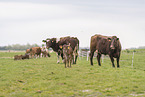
[63,44,73,68]
[90,34,121,68]
[30,47,41,58]
[59,36,79,64]
[14,54,29,60]
[41,50,51,57]
[14,55,23,60]
[42,36,79,64]
[22,54,29,59]
[26,49,30,54]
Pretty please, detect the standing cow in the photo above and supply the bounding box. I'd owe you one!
[42,38,63,63]
[43,36,79,64]
[30,47,41,58]
[63,44,73,68]
[59,36,79,64]
[90,34,121,68]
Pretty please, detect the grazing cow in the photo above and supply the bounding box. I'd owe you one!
[42,38,63,63]
[63,44,73,68]
[90,34,121,68]
[41,50,51,57]
[59,36,79,64]
[30,47,41,58]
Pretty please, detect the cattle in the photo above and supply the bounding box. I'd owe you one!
[29,47,41,58]
[14,54,29,60]
[26,49,30,54]
[59,36,79,64]
[63,44,73,68]
[43,38,63,63]
[42,36,79,64]
[90,34,121,68]
[22,54,29,59]
[14,55,23,60]
[41,46,50,57]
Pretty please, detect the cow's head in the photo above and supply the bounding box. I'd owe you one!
[42,38,56,49]
[108,36,119,50]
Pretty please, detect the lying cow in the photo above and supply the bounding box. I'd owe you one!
[14,54,29,60]
[30,47,41,58]
[14,55,23,60]
[22,54,29,59]
[63,44,73,68]
[90,34,121,68]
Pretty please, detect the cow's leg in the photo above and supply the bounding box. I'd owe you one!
[90,51,94,65]
[57,53,60,63]
[64,59,67,68]
[61,53,64,63]
[70,55,73,68]
[74,52,78,64]
[97,53,101,66]
[69,59,71,68]
[67,59,69,68]
[73,53,76,64]
[72,52,75,64]
[117,57,120,68]
[109,56,115,67]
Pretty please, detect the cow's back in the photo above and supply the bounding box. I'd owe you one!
[30,47,41,55]
[90,34,101,51]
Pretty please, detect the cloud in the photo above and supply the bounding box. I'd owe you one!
[0,1,145,48]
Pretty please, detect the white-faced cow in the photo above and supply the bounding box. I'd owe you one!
[42,36,79,64]
[90,34,121,68]
[42,38,63,63]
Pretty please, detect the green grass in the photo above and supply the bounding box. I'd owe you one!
[0,50,145,97]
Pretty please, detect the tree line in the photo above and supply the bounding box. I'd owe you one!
[0,43,42,50]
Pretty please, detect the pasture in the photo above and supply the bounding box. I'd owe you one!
[0,49,145,97]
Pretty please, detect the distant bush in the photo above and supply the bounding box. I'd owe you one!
[0,43,41,50]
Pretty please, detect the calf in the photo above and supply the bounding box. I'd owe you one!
[63,44,73,68]
[14,55,23,60]
[22,54,29,59]
[14,54,29,60]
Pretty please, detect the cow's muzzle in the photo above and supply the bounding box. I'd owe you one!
[110,45,115,50]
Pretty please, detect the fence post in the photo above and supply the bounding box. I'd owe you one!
[131,51,134,68]
[87,51,90,61]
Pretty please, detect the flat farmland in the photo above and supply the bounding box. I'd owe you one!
[0,49,145,97]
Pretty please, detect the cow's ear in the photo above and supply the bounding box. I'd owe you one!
[117,38,119,40]
[42,40,46,42]
[108,38,111,41]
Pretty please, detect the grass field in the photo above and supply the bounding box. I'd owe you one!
[0,49,145,97]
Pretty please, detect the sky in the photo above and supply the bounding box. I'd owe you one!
[0,0,145,49]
